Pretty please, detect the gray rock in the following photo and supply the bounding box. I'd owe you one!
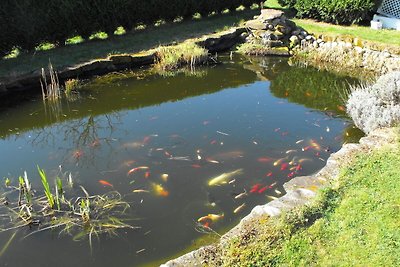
[245,20,267,30]
[260,9,284,20]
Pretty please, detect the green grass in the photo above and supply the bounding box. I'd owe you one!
[220,138,400,266]
[0,8,259,79]
[295,19,400,47]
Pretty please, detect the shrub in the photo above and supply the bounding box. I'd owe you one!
[0,0,259,56]
[277,0,297,8]
[293,0,381,25]
[346,72,400,134]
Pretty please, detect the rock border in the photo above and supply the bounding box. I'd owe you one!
[161,127,398,266]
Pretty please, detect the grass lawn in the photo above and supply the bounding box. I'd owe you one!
[0,8,259,78]
[220,134,400,266]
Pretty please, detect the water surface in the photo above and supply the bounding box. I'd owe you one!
[0,55,362,266]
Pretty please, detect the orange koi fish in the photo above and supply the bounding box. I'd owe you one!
[197,213,224,223]
[145,171,151,179]
[142,136,151,145]
[127,166,149,176]
[99,180,113,187]
[310,140,321,151]
[302,146,312,151]
[273,157,286,166]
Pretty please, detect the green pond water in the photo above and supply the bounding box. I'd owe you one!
[0,55,363,267]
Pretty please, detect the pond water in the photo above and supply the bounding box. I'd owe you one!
[0,55,363,267]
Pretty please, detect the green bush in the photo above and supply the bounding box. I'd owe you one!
[0,0,259,57]
[277,0,296,8]
[294,0,381,25]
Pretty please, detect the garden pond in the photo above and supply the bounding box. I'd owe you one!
[0,54,363,266]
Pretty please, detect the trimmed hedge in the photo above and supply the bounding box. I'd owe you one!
[0,0,259,57]
[278,0,381,25]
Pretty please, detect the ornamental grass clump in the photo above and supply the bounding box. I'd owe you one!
[346,71,400,134]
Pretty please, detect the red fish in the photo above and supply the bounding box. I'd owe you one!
[210,140,217,145]
[337,105,346,112]
[142,136,151,144]
[89,139,100,148]
[145,171,151,179]
[203,221,211,228]
[302,146,312,151]
[287,172,295,178]
[258,187,268,194]
[266,172,273,177]
[191,164,202,168]
[280,163,289,171]
[73,150,83,159]
[164,151,172,157]
[296,165,302,171]
[99,180,113,187]
[257,157,272,163]
[250,184,262,193]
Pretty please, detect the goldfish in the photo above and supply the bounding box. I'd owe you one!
[161,173,169,182]
[151,183,169,197]
[233,203,246,214]
[99,180,113,187]
[287,172,295,178]
[257,157,272,163]
[299,158,312,164]
[145,171,151,179]
[280,163,289,171]
[267,195,278,200]
[310,139,321,151]
[197,213,224,223]
[127,166,149,176]
[250,184,262,193]
[285,150,297,154]
[258,187,268,194]
[210,140,217,145]
[208,169,243,186]
[302,146,312,151]
[234,190,247,199]
[132,189,150,193]
[266,172,273,177]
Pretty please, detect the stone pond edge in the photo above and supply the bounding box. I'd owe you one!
[161,127,399,266]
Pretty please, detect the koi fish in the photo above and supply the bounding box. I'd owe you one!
[234,190,247,199]
[151,183,169,197]
[132,189,150,193]
[302,146,312,151]
[285,150,297,154]
[145,171,151,179]
[274,128,280,132]
[257,157,272,163]
[268,182,277,189]
[191,164,202,168]
[73,150,83,159]
[99,180,113,187]
[274,189,282,195]
[337,105,346,112]
[258,187,268,194]
[296,139,304,144]
[287,172,295,178]
[203,121,211,125]
[161,174,169,182]
[233,203,246,214]
[310,140,321,151]
[210,140,217,145]
[122,141,143,149]
[299,158,312,164]
[197,213,224,223]
[208,169,243,186]
[89,139,100,147]
[121,160,136,167]
[273,157,286,166]
[216,131,230,136]
[281,131,289,136]
[280,163,289,171]
[266,172,273,177]
[127,166,149,176]
[250,183,262,193]
[267,195,278,200]
[142,136,151,144]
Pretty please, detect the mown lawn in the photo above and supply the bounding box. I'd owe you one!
[220,137,400,266]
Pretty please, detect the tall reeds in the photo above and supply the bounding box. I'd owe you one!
[40,61,61,101]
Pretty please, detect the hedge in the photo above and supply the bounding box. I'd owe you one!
[278,0,381,25]
[0,0,259,57]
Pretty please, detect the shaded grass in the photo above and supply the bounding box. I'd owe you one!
[0,9,259,78]
[219,138,400,266]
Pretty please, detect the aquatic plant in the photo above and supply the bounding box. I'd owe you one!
[0,168,135,247]
[346,71,400,134]
[40,62,61,101]
[154,42,209,71]
[64,78,81,97]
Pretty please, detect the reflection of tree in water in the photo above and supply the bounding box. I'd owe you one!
[30,112,125,168]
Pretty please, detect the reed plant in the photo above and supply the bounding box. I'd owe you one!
[40,62,61,101]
